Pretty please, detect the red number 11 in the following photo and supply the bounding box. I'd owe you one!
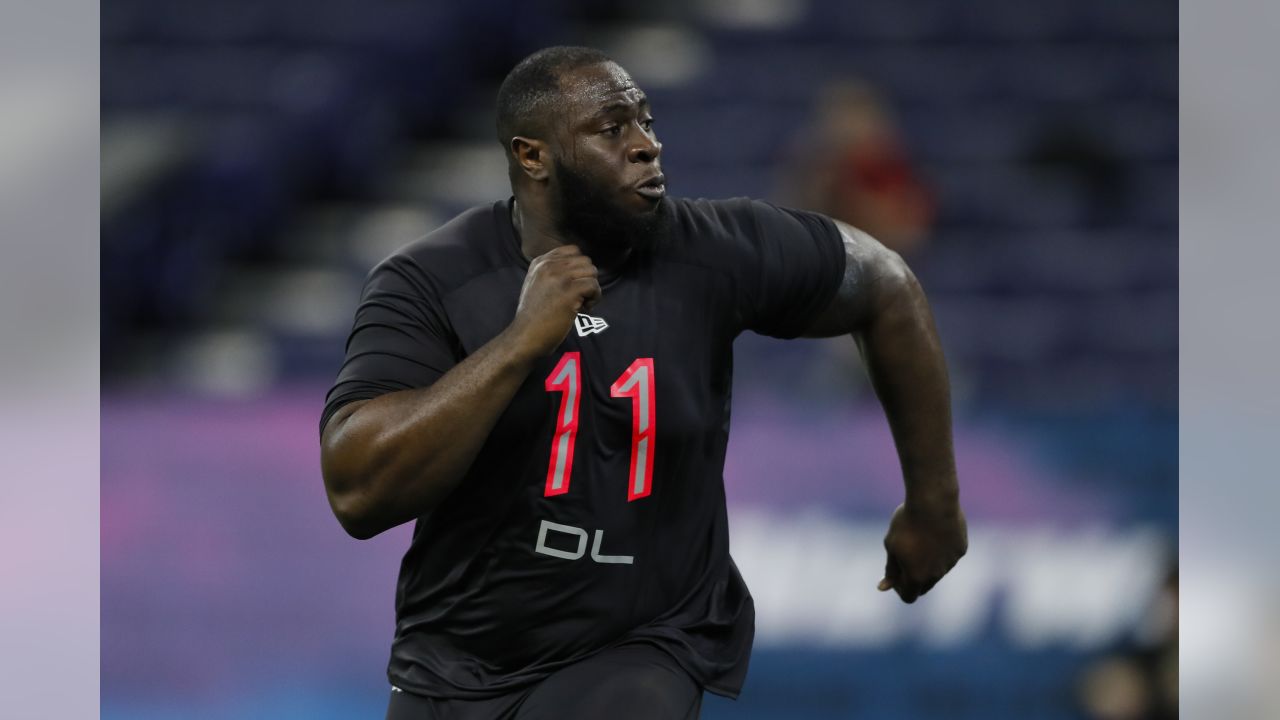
[543,354,656,502]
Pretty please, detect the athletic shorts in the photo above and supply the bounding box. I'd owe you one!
[384,642,704,720]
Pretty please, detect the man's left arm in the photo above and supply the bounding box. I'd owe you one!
[802,218,968,604]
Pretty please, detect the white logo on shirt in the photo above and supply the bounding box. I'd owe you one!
[575,313,609,337]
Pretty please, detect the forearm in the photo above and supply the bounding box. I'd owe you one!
[807,219,965,600]
[321,327,539,538]
[856,263,958,506]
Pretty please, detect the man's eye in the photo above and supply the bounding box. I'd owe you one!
[641,118,656,130]
[602,126,621,137]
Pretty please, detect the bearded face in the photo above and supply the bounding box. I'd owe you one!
[550,156,671,266]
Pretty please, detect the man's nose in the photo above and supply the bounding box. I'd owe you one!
[628,133,662,163]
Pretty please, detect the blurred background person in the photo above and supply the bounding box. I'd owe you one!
[778,78,936,257]
[775,77,937,400]
[101,1,1176,718]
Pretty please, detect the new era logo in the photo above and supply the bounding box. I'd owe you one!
[575,313,609,337]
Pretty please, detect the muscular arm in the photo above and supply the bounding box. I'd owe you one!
[321,331,539,540]
[321,245,600,540]
[803,219,967,602]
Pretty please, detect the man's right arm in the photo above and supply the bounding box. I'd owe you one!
[320,245,600,539]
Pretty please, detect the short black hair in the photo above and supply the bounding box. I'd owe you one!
[495,46,613,157]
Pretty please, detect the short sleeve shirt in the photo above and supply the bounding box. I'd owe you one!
[322,197,845,699]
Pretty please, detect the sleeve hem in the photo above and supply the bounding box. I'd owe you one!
[756,208,848,340]
[319,389,388,437]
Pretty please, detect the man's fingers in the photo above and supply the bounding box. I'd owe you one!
[880,552,903,592]
[573,277,603,310]
[558,254,599,281]
[895,563,951,603]
[533,246,595,276]
[571,262,600,280]
[542,255,595,276]
[882,552,926,603]
[579,277,603,301]
[918,577,940,597]
[543,244,583,258]
[894,571,921,602]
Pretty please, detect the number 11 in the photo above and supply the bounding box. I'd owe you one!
[543,354,656,502]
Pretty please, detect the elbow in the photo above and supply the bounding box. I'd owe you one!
[328,478,436,540]
[324,485,377,539]
[880,248,918,291]
[321,409,392,540]
[324,476,386,540]
[321,438,387,541]
[339,520,375,540]
[319,409,447,539]
[322,448,435,541]
[873,249,927,312]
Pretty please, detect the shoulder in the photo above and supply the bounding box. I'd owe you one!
[367,201,517,296]
[658,197,759,262]
[665,196,758,236]
[667,196,836,236]
[661,196,838,260]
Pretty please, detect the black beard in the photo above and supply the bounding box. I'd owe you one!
[552,158,670,267]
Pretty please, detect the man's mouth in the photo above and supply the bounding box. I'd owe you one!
[635,174,666,200]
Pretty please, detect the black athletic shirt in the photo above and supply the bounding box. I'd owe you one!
[321,197,845,700]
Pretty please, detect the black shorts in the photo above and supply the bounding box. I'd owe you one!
[384,643,704,720]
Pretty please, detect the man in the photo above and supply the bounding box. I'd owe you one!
[320,46,967,719]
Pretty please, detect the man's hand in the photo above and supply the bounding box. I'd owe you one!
[508,245,602,357]
[878,498,968,603]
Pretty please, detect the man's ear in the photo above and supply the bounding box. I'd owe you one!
[511,136,550,181]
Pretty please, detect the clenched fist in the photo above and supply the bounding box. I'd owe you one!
[508,245,602,357]
[878,498,968,603]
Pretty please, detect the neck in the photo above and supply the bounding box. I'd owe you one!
[511,196,566,261]
[511,195,636,273]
